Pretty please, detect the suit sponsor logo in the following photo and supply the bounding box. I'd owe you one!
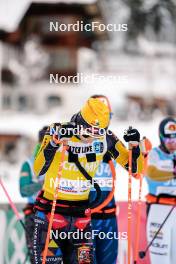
[93,142,104,153]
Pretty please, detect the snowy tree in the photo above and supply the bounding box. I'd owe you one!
[101,0,176,53]
[124,0,176,52]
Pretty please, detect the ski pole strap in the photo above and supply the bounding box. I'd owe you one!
[91,207,116,219]
[35,192,90,217]
[74,160,102,209]
[93,207,116,214]
[91,159,116,214]
[74,158,116,215]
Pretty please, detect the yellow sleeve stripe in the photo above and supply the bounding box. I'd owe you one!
[114,141,129,168]
[147,165,174,182]
[137,152,144,174]
[114,141,144,174]
[33,135,51,177]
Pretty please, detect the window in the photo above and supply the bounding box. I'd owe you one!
[49,48,76,71]
[3,94,11,109]
[47,95,62,108]
[18,95,28,111]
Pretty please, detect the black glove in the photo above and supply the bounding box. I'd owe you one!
[123,127,140,144]
[103,153,112,164]
[50,122,75,143]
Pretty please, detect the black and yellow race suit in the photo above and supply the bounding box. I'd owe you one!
[34,129,143,202]
[32,127,143,264]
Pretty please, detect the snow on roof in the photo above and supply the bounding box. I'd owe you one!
[0,0,96,31]
[33,0,96,3]
[0,0,29,31]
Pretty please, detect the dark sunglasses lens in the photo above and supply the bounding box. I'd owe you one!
[82,134,90,138]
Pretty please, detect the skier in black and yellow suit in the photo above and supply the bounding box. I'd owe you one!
[33,97,143,264]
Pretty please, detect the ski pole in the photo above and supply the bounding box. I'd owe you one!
[128,142,133,264]
[134,137,152,264]
[0,178,26,230]
[90,159,116,214]
[139,204,175,259]
[133,173,142,264]
[42,140,68,264]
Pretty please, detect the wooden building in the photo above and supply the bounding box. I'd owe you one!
[0,1,108,81]
[0,1,108,112]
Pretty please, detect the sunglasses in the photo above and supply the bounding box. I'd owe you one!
[80,127,104,139]
[163,137,176,144]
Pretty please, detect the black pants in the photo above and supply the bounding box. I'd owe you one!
[24,206,35,263]
[32,211,94,264]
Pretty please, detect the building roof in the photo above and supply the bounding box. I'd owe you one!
[0,0,97,31]
[0,0,108,45]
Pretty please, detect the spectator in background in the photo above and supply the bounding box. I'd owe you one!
[145,117,176,264]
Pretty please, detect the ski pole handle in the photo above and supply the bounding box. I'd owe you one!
[124,126,140,147]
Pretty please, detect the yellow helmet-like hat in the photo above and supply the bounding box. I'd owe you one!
[80,98,110,129]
